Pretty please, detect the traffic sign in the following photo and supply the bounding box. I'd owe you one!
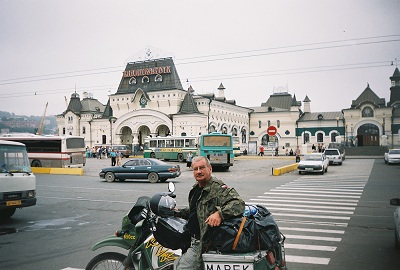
[267,125,277,136]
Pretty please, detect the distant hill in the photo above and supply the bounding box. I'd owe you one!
[0,110,58,135]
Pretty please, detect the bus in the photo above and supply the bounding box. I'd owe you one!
[198,133,234,169]
[232,136,241,157]
[143,135,198,162]
[0,134,86,168]
[0,140,36,219]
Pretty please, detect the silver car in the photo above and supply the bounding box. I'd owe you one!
[324,148,343,165]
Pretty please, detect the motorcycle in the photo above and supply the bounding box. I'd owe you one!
[86,182,287,270]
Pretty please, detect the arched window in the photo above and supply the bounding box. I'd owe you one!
[317,132,324,142]
[303,133,310,144]
[82,127,86,134]
[102,135,107,145]
[331,132,338,142]
[362,106,374,117]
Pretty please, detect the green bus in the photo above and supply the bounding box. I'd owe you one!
[143,136,198,162]
[198,133,234,170]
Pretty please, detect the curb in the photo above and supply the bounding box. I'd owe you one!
[273,163,298,176]
[31,167,84,176]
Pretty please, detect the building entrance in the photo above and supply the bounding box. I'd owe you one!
[357,123,379,146]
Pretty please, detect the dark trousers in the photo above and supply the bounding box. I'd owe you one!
[111,157,116,166]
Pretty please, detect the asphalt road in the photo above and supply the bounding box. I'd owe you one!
[0,157,399,270]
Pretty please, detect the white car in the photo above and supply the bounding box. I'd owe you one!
[298,153,329,175]
[384,149,400,164]
[324,148,343,165]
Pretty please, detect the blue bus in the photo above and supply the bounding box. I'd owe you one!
[198,133,234,170]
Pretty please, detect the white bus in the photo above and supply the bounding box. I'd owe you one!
[232,136,241,157]
[0,140,36,219]
[143,135,198,162]
[0,134,86,168]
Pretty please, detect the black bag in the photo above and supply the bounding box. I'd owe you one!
[207,205,281,253]
[207,216,257,253]
[253,205,281,250]
[153,216,191,251]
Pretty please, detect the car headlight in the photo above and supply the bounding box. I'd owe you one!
[27,190,36,198]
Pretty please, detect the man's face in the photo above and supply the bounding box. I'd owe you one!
[192,158,212,186]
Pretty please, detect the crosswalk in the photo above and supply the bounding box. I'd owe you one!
[246,162,372,267]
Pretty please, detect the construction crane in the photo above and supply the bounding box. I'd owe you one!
[36,102,48,135]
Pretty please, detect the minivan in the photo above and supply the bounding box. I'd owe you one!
[112,145,133,158]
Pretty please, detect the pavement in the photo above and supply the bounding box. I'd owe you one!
[82,154,382,177]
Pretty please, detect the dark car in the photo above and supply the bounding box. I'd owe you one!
[99,158,181,183]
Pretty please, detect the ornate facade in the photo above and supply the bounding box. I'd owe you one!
[56,57,400,154]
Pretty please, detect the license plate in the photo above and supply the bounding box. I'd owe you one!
[205,263,254,270]
[6,200,21,206]
[305,168,313,171]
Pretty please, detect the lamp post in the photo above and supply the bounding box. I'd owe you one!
[382,113,386,135]
[109,116,117,146]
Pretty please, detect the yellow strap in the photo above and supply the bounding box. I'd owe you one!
[232,216,246,251]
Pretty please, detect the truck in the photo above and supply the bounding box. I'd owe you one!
[0,140,36,220]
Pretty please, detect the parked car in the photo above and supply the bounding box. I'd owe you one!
[324,148,343,165]
[112,145,133,158]
[298,153,329,175]
[390,198,400,249]
[328,142,346,160]
[384,149,400,164]
[99,158,181,183]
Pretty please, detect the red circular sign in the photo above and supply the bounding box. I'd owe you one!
[267,125,277,136]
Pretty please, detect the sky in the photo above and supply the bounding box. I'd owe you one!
[0,0,399,117]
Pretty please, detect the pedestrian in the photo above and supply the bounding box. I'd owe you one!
[98,146,102,159]
[312,144,316,152]
[285,148,288,156]
[259,145,264,156]
[116,150,122,166]
[295,145,301,162]
[133,145,138,156]
[289,148,293,156]
[354,137,358,147]
[110,148,116,166]
[174,156,245,270]
[186,151,193,169]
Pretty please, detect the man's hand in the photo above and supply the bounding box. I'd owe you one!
[205,211,221,227]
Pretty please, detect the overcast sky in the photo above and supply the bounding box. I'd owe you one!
[1,0,399,117]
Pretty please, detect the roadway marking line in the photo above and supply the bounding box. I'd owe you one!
[284,234,342,242]
[272,212,351,220]
[255,195,359,203]
[279,227,345,234]
[252,202,355,210]
[284,243,337,251]
[263,192,360,198]
[276,187,364,193]
[285,255,330,265]
[251,198,358,206]
[276,219,349,227]
[271,189,362,195]
[266,206,353,215]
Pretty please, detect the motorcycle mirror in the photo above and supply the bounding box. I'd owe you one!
[168,182,175,193]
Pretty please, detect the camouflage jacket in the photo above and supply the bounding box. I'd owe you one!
[180,176,245,255]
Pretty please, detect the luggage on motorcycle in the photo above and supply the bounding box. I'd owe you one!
[207,205,281,252]
[128,196,150,225]
[153,216,191,251]
[254,205,281,250]
[207,216,257,252]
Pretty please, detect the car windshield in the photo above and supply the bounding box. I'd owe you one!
[389,150,400,154]
[304,155,322,161]
[325,150,339,155]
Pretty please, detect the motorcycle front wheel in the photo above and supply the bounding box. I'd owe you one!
[86,252,130,270]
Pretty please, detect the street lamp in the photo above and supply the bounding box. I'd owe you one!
[109,116,117,146]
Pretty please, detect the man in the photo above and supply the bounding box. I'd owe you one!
[175,156,245,270]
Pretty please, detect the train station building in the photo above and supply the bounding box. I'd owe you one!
[56,56,400,154]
